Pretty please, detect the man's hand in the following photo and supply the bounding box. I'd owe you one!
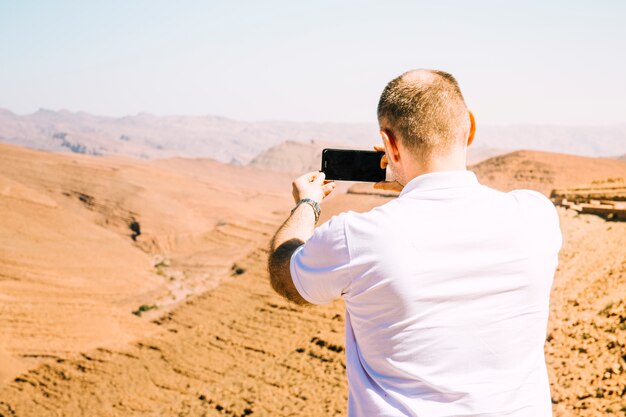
[372,145,403,193]
[292,171,336,204]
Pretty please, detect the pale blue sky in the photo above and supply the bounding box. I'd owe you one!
[1,0,625,124]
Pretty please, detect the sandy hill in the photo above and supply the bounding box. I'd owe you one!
[248,139,346,173]
[0,142,293,384]
[466,145,511,165]
[0,148,625,417]
[471,150,626,195]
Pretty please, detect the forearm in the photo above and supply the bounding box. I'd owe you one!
[270,203,317,252]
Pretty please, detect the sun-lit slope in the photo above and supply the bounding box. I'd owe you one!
[470,150,626,194]
[1,148,625,417]
[0,248,350,417]
[0,143,293,382]
[466,145,510,165]
[248,139,354,174]
[545,207,626,416]
[0,146,164,376]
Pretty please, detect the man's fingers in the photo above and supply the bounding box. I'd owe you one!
[292,171,332,204]
[373,145,388,169]
[322,181,336,196]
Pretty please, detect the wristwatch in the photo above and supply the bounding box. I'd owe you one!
[291,198,321,223]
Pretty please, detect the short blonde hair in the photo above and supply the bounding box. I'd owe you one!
[377,69,470,156]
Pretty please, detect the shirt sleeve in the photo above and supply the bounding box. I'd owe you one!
[289,212,352,305]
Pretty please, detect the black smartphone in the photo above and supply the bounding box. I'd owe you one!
[321,148,386,182]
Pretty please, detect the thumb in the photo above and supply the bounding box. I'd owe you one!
[314,171,326,184]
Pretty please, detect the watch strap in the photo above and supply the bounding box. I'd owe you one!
[291,198,321,223]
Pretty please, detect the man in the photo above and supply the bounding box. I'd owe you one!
[268,69,562,417]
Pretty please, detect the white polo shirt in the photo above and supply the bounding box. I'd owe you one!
[290,170,562,417]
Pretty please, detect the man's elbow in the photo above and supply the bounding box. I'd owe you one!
[267,258,285,296]
[267,250,310,306]
[268,271,290,301]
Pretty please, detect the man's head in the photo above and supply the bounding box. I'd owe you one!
[378,69,473,156]
[376,69,475,184]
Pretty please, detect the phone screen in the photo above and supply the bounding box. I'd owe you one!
[321,149,386,182]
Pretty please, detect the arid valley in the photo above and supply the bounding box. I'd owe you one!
[3,0,626,414]
[0,138,625,417]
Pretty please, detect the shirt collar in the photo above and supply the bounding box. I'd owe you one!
[399,170,479,197]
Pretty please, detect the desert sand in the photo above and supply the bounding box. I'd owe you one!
[0,144,625,416]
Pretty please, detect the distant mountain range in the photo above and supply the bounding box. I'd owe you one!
[0,108,376,164]
[0,108,624,164]
[475,124,626,158]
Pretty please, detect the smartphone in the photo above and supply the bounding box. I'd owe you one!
[321,148,386,182]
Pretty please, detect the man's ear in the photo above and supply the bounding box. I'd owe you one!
[381,129,401,163]
[467,111,476,147]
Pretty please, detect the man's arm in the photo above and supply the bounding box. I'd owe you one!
[268,203,317,305]
[267,171,335,304]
